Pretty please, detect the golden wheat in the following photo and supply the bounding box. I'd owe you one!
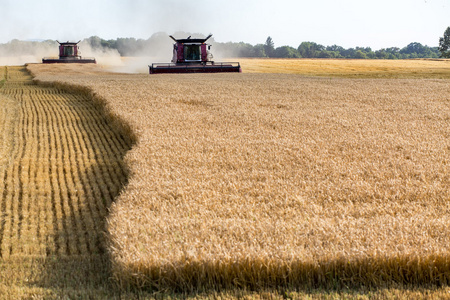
[27,61,450,293]
[239,58,450,78]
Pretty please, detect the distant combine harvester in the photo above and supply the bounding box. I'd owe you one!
[149,34,241,74]
[42,41,96,64]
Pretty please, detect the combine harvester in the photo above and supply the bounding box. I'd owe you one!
[149,34,241,74]
[42,41,96,64]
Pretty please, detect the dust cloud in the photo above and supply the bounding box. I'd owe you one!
[0,32,239,74]
[78,41,123,66]
[0,40,56,66]
[0,39,124,68]
[105,32,173,73]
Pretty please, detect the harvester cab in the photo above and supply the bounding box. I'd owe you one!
[170,34,213,64]
[149,34,241,74]
[42,41,96,64]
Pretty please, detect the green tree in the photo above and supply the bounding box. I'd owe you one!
[297,42,325,58]
[275,46,300,58]
[264,36,275,57]
[400,42,431,58]
[439,27,450,58]
[375,49,387,59]
[354,50,367,59]
[253,44,267,57]
[273,46,299,58]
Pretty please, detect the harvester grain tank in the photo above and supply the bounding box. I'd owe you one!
[149,34,241,74]
[42,41,96,64]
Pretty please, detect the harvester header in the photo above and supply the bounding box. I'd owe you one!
[149,34,241,74]
[42,41,96,64]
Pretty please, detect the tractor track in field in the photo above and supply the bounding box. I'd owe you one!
[0,66,131,261]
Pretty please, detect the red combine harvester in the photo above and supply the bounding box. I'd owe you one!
[42,41,96,64]
[149,34,241,74]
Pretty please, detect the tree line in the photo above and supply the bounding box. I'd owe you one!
[223,38,442,59]
[1,28,449,59]
[82,28,450,59]
[214,36,447,59]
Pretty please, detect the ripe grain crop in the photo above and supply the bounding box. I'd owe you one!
[27,63,450,293]
[0,66,132,297]
[239,58,450,78]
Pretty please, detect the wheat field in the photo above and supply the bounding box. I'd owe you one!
[0,60,449,298]
[26,60,450,296]
[239,58,450,78]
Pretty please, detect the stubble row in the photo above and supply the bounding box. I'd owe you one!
[0,67,131,259]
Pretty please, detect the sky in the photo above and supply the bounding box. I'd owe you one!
[1,0,449,50]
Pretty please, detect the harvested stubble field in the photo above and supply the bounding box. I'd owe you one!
[26,60,450,297]
[0,66,133,298]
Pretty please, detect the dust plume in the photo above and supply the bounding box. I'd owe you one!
[78,41,123,66]
[115,32,243,73]
[114,32,172,73]
[0,39,124,67]
[0,33,242,73]
[100,32,174,74]
[0,40,56,66]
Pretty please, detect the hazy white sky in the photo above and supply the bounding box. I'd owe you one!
[1,0,449,49]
